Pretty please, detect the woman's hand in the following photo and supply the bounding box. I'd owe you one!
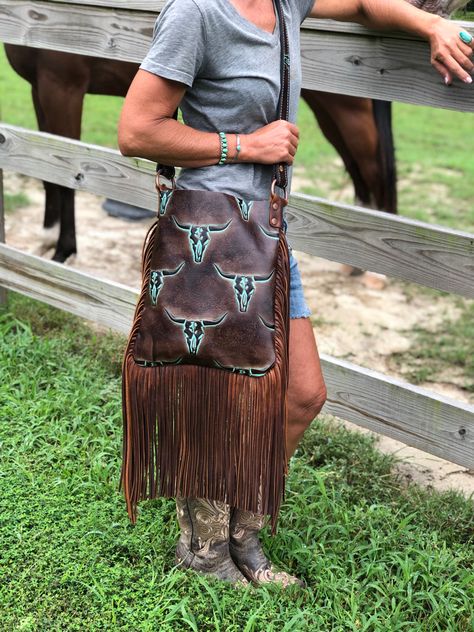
[240,120,300,165]
[428,18,474,85]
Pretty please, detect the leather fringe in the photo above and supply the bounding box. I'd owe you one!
[120,220,290,535]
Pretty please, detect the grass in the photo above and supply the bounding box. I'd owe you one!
[4,191,30,213]
[0,293,474,631]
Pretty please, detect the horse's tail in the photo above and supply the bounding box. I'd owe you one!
[372,99,397,214]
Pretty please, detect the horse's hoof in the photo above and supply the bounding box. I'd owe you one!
[358,271,387,290]
[52,249,76,264]
[340,264,365,277]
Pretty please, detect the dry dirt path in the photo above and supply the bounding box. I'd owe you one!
[4,173,474,500]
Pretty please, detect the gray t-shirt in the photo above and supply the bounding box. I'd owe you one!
[140,0,313,200]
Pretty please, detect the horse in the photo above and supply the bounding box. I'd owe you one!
[3,0,466,263]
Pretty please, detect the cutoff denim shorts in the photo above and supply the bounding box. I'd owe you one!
[284,218,312,320]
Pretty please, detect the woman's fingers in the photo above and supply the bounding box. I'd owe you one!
[450,43,474,74]
[430,22,474,85]
[432,59,453,85]
[245,119,300,164]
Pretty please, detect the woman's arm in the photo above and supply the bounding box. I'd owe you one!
[308,0,474,84]
[118,70,299,167]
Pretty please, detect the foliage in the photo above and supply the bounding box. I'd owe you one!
[3,191,30,214]
[0,294,473,631]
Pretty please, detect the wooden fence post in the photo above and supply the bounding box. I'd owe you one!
[0,167,6,306]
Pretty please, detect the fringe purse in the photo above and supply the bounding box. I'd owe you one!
[120,0,291,533]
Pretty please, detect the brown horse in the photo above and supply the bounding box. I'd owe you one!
[4,0,465,263]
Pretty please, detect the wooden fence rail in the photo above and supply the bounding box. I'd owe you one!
[1,123,473,298]
[1,1,473,110]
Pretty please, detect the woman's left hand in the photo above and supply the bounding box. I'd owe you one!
[429,18,474,85]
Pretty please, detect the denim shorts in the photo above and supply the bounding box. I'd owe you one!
[289,250,312,319]
[283,217,312,319]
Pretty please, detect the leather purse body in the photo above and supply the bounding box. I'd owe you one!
[121,0,292,532]
[133,189,284,376]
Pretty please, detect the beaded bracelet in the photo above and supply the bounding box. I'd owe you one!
[218,131,228,165]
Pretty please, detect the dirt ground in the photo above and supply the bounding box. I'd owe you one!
[4,172,474,500]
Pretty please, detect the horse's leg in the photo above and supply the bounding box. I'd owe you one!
[301,89,371,206]
[31,86,62,254]
[302,91,389,288]
[320,95,397,214]
[35,62,87,262]
[303,90,398,213]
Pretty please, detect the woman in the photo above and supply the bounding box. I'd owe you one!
[118,0,473,587]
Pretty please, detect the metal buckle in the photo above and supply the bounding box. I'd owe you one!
[155,171,176,193]
[271,178,288,204]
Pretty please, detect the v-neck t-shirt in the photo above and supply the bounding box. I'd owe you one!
[139,0,314,200]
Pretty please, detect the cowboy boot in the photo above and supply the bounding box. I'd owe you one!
[229,507,305,587]
[175,497,248,585]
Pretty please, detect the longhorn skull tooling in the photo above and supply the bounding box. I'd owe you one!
[236,198,253,221]
[258,224,279,240]
[149,262,185,305]
[172,216,232,263]
[164,308,228,355]
[214,264,275,312]
[159,190,173,216]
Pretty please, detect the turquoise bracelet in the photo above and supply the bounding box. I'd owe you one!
[218,131,228,165]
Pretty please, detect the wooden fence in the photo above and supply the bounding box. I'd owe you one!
[0,1,473,470]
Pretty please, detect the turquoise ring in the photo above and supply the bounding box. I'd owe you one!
[459,30,473,45]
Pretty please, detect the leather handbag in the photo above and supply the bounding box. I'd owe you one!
[121,0,291,533]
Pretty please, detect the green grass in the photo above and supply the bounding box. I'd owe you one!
[4,191,30,213]
[1,293,473,631]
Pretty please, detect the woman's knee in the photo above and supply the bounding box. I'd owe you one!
[288,383,327,427]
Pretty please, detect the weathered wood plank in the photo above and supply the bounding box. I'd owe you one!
[0,242,137,331]
[0,124,157,210]
[320,353,474,470]
[1,124,473,298]
[299,26,474,112]
[0,240,472,468]
[285,193,474,299]
[0,1,155,61]
[0,1,473,110]
[36,0,474,38]
[0,168,6,305]
[47,0,165,10]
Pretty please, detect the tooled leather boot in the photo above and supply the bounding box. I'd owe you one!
[175,497,248,585]
[229,507,305,587]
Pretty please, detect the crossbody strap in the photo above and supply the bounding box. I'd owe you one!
[156,0,290,194]
[272,0,290,194]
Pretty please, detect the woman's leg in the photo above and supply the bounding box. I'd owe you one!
[286,317,327,458]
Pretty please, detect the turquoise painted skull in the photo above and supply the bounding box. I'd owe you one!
[149,262,185,305]
[164,308,227,355]
[214,264,275,312]
[172,217,232,264]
